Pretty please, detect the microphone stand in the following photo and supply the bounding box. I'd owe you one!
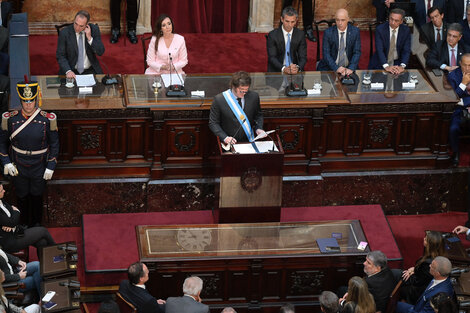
[166,52,186,97]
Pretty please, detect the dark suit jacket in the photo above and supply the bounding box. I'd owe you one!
[118,280,165,313]
[426,40,468,69]
[447,0,465,24]
[1,1,11,28]
[56,23,105,75]
[317,24,361,71]
[419,22,447,49]
[365,267,396,313]
[397,278,454,313]
[165,296,209,313]
[368,23,411,69]
[266,26,307,72]
[448,67,470,107]
[411,0,446,28]
[461,19,470,44]
[208,90,263,143]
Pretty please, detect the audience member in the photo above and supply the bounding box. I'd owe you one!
[368,8,411,74]
[363,250,396,313]
[339,276,376,313]
[460,6,470,44]
[56,10,105,78]
[372,0,395,23]
[446,53,470,166]
[316,9,361,76]
[419,6,447,49]
[0,184,55,258]
[430,292,458,313]
[119,262,165,313]
[319,291,339,313]
[98,300,120,313]
[412,0,445,29]
[165,276,209,313]
[426,23,469,71]
[209,71,265,147]
[446,0,466,24]
[0,269,40,313]
[145,14,187,76]
[267,6,307,74]
[453,225,470,239]
[282,0,315,41]
[400,231,446,305]
[110,0,138,44]
[396,256,454,313]
[221,307,237,313]
[0,0,12,28]
[0,80,59,227]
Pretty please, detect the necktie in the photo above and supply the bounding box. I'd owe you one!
[77,32,85,74]
[451,48,456,67]
[237,97,244,110]
[338,32,346,67]
[388,29,396,66]
[436,28,441,41]
[426,0,432,22]
[285,33,291,67]
[467,0,470,19]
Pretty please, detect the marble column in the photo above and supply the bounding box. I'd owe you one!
[249,0,276,32]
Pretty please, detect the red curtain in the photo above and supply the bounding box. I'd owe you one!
[151,0,251,33]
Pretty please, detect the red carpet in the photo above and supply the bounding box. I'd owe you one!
[29,31,371,76]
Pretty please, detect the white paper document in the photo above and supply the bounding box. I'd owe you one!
[75,74,96,87]
[233,141,278,154]
[253,130,275,141]
[161,74,184,87]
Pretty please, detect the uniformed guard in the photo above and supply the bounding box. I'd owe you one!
[0,79,59,226]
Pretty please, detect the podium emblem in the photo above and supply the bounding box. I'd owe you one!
[240,167,262,193]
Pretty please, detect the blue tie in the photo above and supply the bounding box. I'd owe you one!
[285,33,291,67]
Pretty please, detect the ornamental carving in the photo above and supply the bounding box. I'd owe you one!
[80,131,100,150]
[370,123,390,143]
[241,168,262,193]
[199,274,220,298]
[289,271,325,295]
[280,129,299,151]
[174,131,196,152]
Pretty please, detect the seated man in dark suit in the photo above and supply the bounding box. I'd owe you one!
[411,0,445,29]
[0,0,12,28]
[419,6,447,49]
[396,256,454,313]
[426,23,469,72]
[317,9,361,76]
[369,8,411,75]
[446,53,470,166]
[266,6,307,74]
[165,276,209,313]
[460,6,470,43]
[56,10,105,79]
[363,250,396,313]
[209,71,265,149]
[118,262,165,313]
[447,0,466,24]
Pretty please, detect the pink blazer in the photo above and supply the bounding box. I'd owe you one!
[145,34,188,75]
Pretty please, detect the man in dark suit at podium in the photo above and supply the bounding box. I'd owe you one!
[119,262,166,313]
[56,10,105,79]
[209,71,266,148]
[266,6,307,74]
[426,23,468,71]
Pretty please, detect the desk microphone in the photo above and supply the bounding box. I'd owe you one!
[221,117,246,151]
[97,56,118,85]
[166,53,186,97]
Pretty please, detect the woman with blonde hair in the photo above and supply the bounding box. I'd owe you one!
[339,276,376,313]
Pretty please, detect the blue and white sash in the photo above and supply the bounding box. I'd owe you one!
[222,89,259,153]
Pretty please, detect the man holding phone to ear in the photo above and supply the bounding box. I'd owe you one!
[56,10,105,78]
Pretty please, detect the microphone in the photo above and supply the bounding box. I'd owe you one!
[221,117,246,151]
[96,55,118,85]
[166,52,186,97]
[451,267,469,275]
[285,51,307,97]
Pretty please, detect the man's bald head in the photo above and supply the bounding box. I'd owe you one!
[335,9,349,31]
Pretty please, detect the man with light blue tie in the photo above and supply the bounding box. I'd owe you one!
[316,9,361,76]
[396,256,454,313]
[266,6,307,74]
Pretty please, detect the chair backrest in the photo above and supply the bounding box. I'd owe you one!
[141,35,153,72]
[54,23,73,36]
[384,279,403,313]
[116,292,137,313]
[313,19,335,66]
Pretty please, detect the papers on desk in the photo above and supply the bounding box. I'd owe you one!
[253,130,275,141]
[161,74,184,87]
[75,74,96,87]
[233,141,278,154]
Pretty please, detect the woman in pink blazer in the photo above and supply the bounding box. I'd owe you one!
[145,14,188,75]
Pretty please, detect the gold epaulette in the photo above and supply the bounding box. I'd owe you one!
[1,111,18,131]
[40,111,58,131]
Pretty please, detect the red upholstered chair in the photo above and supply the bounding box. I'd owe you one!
[116,292,137,313]
[141,35,153,72]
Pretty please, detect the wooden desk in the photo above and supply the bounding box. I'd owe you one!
[137,220,369,312]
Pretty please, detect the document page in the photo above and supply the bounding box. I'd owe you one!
[233,141,278,154]
[75,74,96,87]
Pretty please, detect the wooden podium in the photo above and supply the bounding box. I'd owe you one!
[217,135,284,223]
